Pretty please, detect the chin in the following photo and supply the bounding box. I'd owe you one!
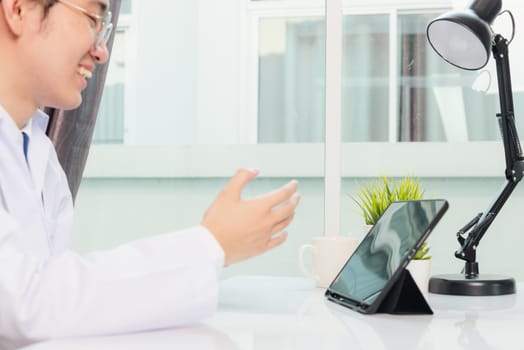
[48,95,83,111]
[64,94,83,110]
[68,98,83,111]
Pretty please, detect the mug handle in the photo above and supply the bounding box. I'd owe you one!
[298,244,317,280]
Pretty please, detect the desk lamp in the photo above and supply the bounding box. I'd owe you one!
[426,0,521,296]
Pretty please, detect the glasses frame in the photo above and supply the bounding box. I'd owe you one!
[56,0,113,50]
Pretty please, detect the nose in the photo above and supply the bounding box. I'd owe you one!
[90,41,110,64]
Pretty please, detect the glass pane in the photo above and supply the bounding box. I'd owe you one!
[93,29,126,144]
[258,17,326,143]
[341,14,389,142]
[398,13,499,142]
[94,4,330,146]
[120,0,132,14]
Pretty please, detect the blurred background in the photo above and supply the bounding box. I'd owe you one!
[73,0,524,280]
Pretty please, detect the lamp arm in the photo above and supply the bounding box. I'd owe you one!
[493,35,524,169]
[455,180,518,263]
[454,34,524,265]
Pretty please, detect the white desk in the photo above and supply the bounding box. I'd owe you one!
[22,276,524,350]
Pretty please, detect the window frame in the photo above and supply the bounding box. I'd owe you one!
[86,0,505,178]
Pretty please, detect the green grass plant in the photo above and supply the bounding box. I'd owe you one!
[352,175,430,260]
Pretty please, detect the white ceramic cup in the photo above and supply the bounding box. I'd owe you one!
[298,236,359,288]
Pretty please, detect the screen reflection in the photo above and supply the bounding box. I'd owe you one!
[330,200,446,305]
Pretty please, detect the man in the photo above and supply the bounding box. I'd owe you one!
[0,0,300,347]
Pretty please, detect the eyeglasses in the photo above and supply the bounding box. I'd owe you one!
[56,0,113,50]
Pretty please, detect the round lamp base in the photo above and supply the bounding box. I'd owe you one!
[429,274,516,296]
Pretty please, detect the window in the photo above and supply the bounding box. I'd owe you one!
[92,0,132,144]
[256,4,523,143]
[396,12,500,142]
[342,14,389,142]
[258,17,326,143]
[93,1,523,146]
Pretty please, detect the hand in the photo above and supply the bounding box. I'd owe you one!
[201,168,300,266]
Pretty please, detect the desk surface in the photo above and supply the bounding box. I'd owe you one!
[22,276,524,350]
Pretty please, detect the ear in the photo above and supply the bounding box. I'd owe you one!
[1,0,29,37]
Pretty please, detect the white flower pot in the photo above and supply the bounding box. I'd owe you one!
[363,224,373,234]
[406,259,431,297]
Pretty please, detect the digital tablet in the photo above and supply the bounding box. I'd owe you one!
[325,199,448,314]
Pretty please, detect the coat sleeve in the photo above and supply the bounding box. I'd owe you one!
[0,210,224,346]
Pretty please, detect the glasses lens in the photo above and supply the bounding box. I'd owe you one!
[95,13,113,49]
[103,23,113,42]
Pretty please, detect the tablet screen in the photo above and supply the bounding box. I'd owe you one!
[327,199,448,308]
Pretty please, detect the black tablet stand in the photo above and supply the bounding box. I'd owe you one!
[376,268,433,315]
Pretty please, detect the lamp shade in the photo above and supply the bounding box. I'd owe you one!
[426,0,502,70]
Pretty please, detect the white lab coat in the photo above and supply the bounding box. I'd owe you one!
[0,106,224,349]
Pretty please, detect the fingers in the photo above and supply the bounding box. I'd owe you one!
[270,213,295,235]
[271,192,300,223]
[221,168,260,199]
[265,232,288,251]
[261,180,299,207]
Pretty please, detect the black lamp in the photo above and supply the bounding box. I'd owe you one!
[427,0,522,296]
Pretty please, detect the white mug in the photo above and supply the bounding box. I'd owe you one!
[298,236,359,288]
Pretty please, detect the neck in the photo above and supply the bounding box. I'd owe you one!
[0,12,38,129]
[0,53,37,130]
[0,90,37,130]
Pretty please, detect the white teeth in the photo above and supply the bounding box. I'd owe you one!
[78,67,93,79]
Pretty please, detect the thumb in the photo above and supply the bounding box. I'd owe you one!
[222,168,260,199]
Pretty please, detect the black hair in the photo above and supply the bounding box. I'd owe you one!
[0,0,58,17]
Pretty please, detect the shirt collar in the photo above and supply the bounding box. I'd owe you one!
[29,109,50,139]
[0,105,50,138]
[21,119,33,138]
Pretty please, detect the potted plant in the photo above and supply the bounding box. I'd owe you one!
[413,241,431,260]
[408,240,432,296]
[352,175,431,295]
[353,175,425,227]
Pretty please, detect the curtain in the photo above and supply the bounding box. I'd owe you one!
[46,0,122,202]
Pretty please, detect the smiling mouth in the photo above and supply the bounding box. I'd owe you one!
[77,66,93,79]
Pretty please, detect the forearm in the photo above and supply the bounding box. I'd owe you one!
[0,226,224,345]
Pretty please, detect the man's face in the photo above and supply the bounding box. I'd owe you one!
[17,0,110,110]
